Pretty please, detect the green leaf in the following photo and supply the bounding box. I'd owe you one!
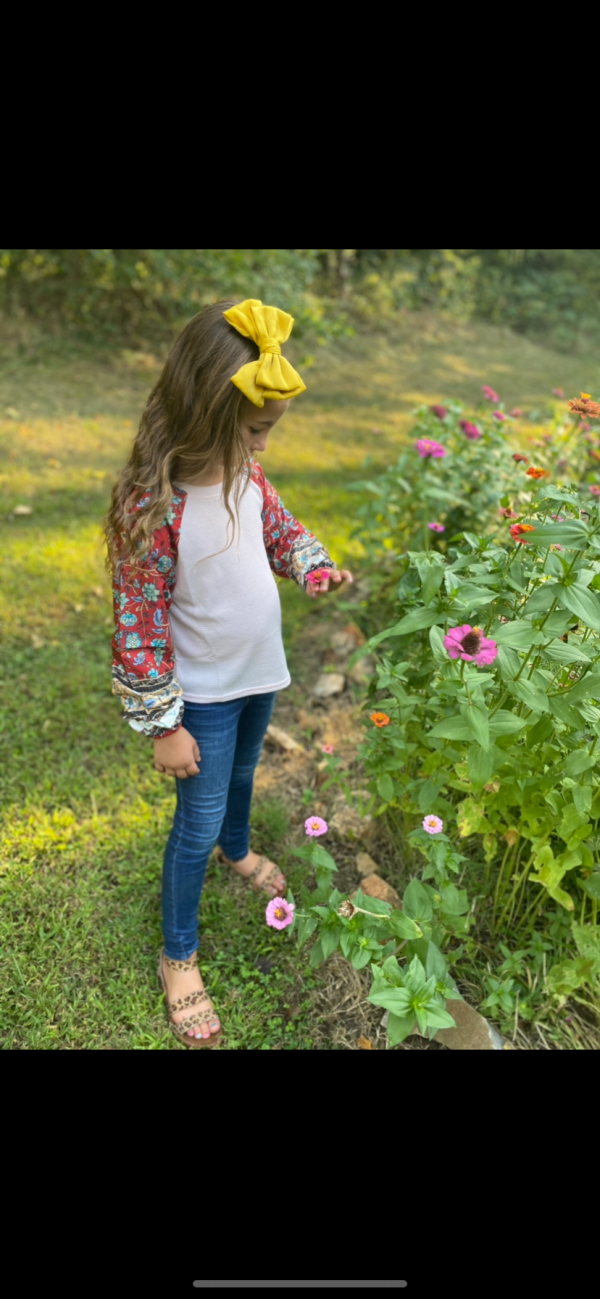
[522,583,562,616]
[467,744,494,785]
[562,672,600,704]
[542,639,592,664]
[525,521,589,547]
[494,620,540,648]
[308,936,325,967]
[563,750,598,778]
[451,583,497,610]
[296,916,318,949]
[572,923,600,969]
[367,607,443,647]
[439,884,469,915]
[488,710,528,735]
[422,1002,459,1030]
[351,945,374,969]
[507,678,550,713]
[580,874,600,902]
[428,716,472,742]
[377,773,395,803]
[308,844,339,872]
[385,1011,419,1046]
[421,566,446,607]
[466,703,490,751]
[388,910,422,941]
[429,624,448,662]
[548,695,586,729]
[403,879,434,922]
[557,584,600,634]
[320,927,340,960]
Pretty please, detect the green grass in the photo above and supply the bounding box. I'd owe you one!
[3,309,600,1048]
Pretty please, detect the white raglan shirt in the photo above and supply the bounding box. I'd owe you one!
[169,476,292,702]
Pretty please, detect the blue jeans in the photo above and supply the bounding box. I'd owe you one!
[161,691,277,960]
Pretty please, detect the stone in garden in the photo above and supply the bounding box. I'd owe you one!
[312,672,346,698]
[355,851,381,876]
[351,874,402,909]
[327,793,373,843]
[347,655,376,685]
[329,630,357,658]
[264,724,309,755]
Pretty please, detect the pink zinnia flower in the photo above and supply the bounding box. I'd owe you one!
[589,485,600,496]
[482,385,499,401]
[428,521,445,532]
[499,507,518,519]
[492,411,506,421]
[423,815,443,834]
[459,420,481,440]
[444,624,498,665]
[266,897,295,930]
[509,408,523,417]
[416,438,446,459]
[305,815,328,836]
[430,405,447,419]
[306,568,332,584]
[322,744,335,753]
[552,388,565,398]
[550,514,564,521]
[580,423,592,432]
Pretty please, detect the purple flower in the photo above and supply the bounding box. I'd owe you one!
[482,385,499,401]
[509,408,523,417]
[552,388,565,398]
[305,815,328,836]
[492,411,506,421]
[428,521,445,532]
[423,815,444,834]
[459,420,482,440]
[444,624,498,666]
[430,405,447,420]
[416,438,446,459]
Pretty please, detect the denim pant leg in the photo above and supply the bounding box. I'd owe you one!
[161,698,241,960]
[218,691,277,862]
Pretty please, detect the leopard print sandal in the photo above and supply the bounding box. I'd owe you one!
[214,848,286,897]
[158,948,223,1049]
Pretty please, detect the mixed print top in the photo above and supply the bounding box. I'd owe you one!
[111,458,335,738]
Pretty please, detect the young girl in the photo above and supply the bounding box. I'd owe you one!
[104,299,353,1049]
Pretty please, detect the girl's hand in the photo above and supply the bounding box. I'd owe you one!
[306,569,353,597]
[154,726,200,779]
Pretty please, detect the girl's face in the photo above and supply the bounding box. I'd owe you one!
[239,397,290,456]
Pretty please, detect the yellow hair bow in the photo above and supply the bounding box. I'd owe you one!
[223,299,306,407]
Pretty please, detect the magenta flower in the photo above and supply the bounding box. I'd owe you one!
[266,897,295,930]
[509,408,523,417]
[322,744,335,754]
[550,514,564,521]
[423,815,443,834]
[590,485,600,496]
[305,815,328,836]
[444,624,498,666]
[416,438,446,459]
[430,405,447,420]
[428,521,445,532]
[552,388,565,398]
[482,385,499,401]
[459,419,481,440]
[492,411,506,421]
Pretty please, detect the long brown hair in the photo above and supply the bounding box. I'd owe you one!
[103,300,261,576]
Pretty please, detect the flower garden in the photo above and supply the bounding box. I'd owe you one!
[267,386,600,1046]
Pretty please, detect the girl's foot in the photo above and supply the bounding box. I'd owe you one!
[219,848,286,897]
[161,952,221,1041]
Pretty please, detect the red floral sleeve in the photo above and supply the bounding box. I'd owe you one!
[111,489,187,738]
[250,460,335,589]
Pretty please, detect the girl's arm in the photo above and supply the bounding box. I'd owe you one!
[251,461,336,589]
[111,493,185,739]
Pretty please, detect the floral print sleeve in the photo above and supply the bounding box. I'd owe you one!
[250,460,335,589]
[111,490,187,739]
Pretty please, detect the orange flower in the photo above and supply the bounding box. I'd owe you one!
[370,712,390,727]
[568,393,600,419]
[526,466,546,479]
[510,523,535,543]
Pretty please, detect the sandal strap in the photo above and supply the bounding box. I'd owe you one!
[167,990,214,1014]
[172,1009,221,1035]
[248,858,284,889]
[163,952,197,971]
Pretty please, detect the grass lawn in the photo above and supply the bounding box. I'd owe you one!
[2,310,599,1050]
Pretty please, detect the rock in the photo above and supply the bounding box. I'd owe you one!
[329,630,357,658]
[351,873,402,909]
[312,672,346,699]
[355,851,381,876]
[347,655,376,685]
[265,724,309,755]
[327,796,373,843]
[379,1000,506,1049]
